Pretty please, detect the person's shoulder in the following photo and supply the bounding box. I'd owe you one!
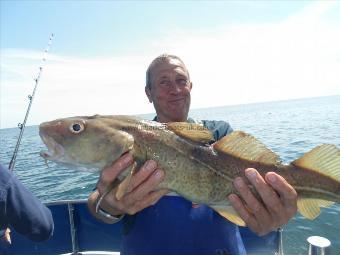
[201,120,233,141]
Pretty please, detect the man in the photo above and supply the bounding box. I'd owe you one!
[88,54,297,254]
[0,164,54,254]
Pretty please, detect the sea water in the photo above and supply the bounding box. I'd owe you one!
[1,95,339,255]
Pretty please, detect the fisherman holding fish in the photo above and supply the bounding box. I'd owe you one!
[86,54,299,254]
[39,54,339,254]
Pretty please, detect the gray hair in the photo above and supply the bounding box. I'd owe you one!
[146,54,189,89]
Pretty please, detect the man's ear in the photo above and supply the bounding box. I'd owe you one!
[145,86,152,103]
[189,82,193,91]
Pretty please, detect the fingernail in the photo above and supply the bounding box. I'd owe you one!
[123,153,133,164]
[228,194,237,203]
[267,174,277,183]
[246,168,257,180]
[234,177,243,188]
[154,170,164,179]
[145,160,156,170]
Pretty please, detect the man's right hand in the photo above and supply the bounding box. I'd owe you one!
[88,153,168,222]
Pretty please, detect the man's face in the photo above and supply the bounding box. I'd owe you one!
[145,58,192,123]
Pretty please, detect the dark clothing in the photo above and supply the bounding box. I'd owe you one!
[122,196,246,255]
[0,164,54,243]
[121,119,247,255]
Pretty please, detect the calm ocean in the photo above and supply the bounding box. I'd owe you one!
[1,95,339,255]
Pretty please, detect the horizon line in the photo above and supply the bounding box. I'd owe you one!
[1,94,338,130]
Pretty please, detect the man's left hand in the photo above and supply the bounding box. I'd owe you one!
[228,168,298,236]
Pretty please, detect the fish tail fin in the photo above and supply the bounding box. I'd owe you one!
[292,144,340,219]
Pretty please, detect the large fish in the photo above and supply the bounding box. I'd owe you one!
[39,115,340,226]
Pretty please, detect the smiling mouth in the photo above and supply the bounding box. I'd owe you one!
[169,98,185,103]
[40,134,65,160]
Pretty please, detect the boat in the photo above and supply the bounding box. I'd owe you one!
[8,199,282,255]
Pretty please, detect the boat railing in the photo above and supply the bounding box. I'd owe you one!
[8,199,287,255]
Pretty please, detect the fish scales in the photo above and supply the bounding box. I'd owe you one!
[121,118,234,203]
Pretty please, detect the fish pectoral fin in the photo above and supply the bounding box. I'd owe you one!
[297,198,334,220]
[167,122,215,144]
[116,163,137,200]
[292,144,340,181]
[213,131,281,165]
[211,205,246,226]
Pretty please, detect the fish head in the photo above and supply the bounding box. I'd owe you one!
[39,116,134,170]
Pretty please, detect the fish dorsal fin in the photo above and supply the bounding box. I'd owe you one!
[297,198,334,219]
[211,205,246,226]
[213,131,281,165]
[167,122,214,144]
[292,144,340,181]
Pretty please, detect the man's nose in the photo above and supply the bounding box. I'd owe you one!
[169,82,182,93]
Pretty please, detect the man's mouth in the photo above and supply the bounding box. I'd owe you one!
[168,98,185,103]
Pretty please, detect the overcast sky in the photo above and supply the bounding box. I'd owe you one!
[1,1,339,128]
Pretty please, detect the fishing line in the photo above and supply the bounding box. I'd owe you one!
[8,34,54,171]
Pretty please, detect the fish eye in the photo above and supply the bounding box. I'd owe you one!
[69,122,85,134]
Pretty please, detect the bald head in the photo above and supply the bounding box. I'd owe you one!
[146,54,190,89]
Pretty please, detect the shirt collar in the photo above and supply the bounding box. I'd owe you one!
[153,116,196,123]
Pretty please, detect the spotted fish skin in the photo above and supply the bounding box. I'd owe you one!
[39,115,340,225]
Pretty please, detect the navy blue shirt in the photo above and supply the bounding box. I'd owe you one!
[0,164,54,242]
[120,119,246,255]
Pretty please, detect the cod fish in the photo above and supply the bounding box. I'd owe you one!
[39,115,340,226]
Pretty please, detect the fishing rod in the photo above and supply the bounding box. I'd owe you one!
[8,33,54,172]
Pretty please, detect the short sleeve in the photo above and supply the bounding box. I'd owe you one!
[201,120,233,141]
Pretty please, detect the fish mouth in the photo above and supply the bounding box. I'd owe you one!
[40,133,65,161]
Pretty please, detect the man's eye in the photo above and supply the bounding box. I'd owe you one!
[177,79,188,85]
[160,80,170,86]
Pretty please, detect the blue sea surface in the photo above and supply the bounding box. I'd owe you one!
[1,95,339,255]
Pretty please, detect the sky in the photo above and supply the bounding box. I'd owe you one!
[1,1,339,128]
